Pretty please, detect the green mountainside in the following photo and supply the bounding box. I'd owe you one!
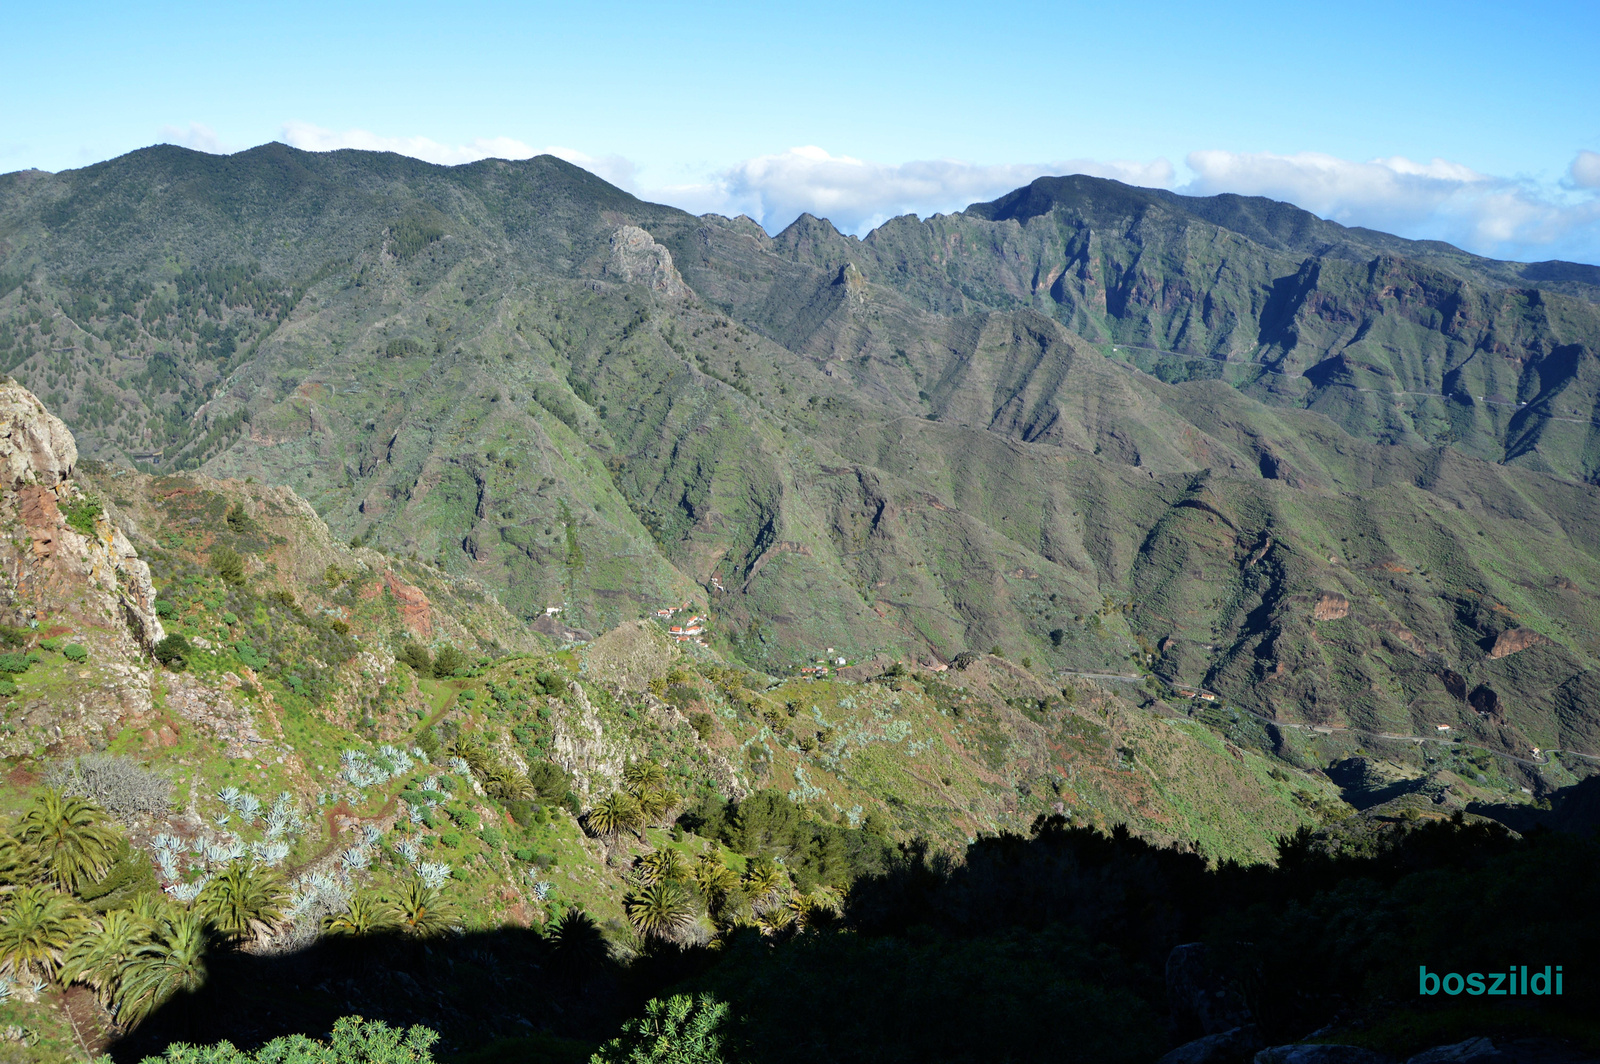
[4,145,1600,780]
[0,146,1597,1060]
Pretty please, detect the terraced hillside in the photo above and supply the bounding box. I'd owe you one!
[3,147,1600,779]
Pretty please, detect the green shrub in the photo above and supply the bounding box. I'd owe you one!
[480,826,504,850]
[0,680,16,697]
[210,545,246,585]
[398,642,432,673]
[154,599,177,618]
[506,800,550,828]
[0,652,30,675]
[64,497,103,536]
[138,1015,440,1063]
[592,995,733,1064]
[222,611,239,625]
[526,760,574,802]
[432,645,465,678]
[235,641,270,670]
[386,337,429,358]
[225,503,255,534]
[513,849,555,869]
[154,634,192,671]
[39,636,62,652]
[446,805,480,832]
[439,830,462,849]
[62,644,87,663]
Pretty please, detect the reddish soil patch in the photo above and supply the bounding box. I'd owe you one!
[383,570,432,638]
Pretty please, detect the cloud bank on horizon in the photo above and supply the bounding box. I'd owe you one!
[181,122,1600,265]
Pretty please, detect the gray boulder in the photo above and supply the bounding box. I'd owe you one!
[1159,1025,1263,1064]
[1406,1039,1504,1064]
[1255,1046,1394,1064]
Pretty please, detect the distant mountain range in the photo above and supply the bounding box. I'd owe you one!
[5,143,1600,777]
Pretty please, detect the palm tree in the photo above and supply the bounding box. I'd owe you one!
[546,907,608,973]
[0,828,40,892]
[388,877,455,938]
[741,857,786,902]
[585,792,643,839]
[63,907,151,1002]
[635,786,676,825]
[485,765,534,802]
[114,910,209,1027]
[634,847,687,887]
[758,902,796,936]
[322,891,391,936]
[196,861,285,945]
[0,885,90,979]
[693,851,739,899]
[623,881,696,940]
[15,790,119,893]
[450,734,494,777]
[622,761,667,797]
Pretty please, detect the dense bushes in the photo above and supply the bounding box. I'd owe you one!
[147,550,357,701]
[397,642,468,678]
[154,634,191,670]
[678,789,894,892]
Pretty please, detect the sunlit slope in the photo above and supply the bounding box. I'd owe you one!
[2,146,1600,769]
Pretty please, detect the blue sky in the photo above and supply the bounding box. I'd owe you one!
[7,0,1600,262]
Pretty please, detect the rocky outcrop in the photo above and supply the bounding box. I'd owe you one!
[834,262,869,304]
[0,378,76,489]
[1255,1047,1393,1064]
[582,619,679,689]
[1404,1039,1504,1064]
[1159,1026,1263,1064]
[606,226,691,299]
[1313,592,1350,621]
[1488,628,1546,659]
[549,679,624,799]
[0,382,163,650]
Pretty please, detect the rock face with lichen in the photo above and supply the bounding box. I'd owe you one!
[0,379,163,652]
[0,378,77,490]
[605,225,690,299]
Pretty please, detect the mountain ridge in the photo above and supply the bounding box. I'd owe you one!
[2,144,1600,792]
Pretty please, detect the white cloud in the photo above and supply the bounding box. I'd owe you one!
[1182,149,1600,262]
[160,122,227,154]
[1570,150,1600,190]
[650,146,1176,235]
